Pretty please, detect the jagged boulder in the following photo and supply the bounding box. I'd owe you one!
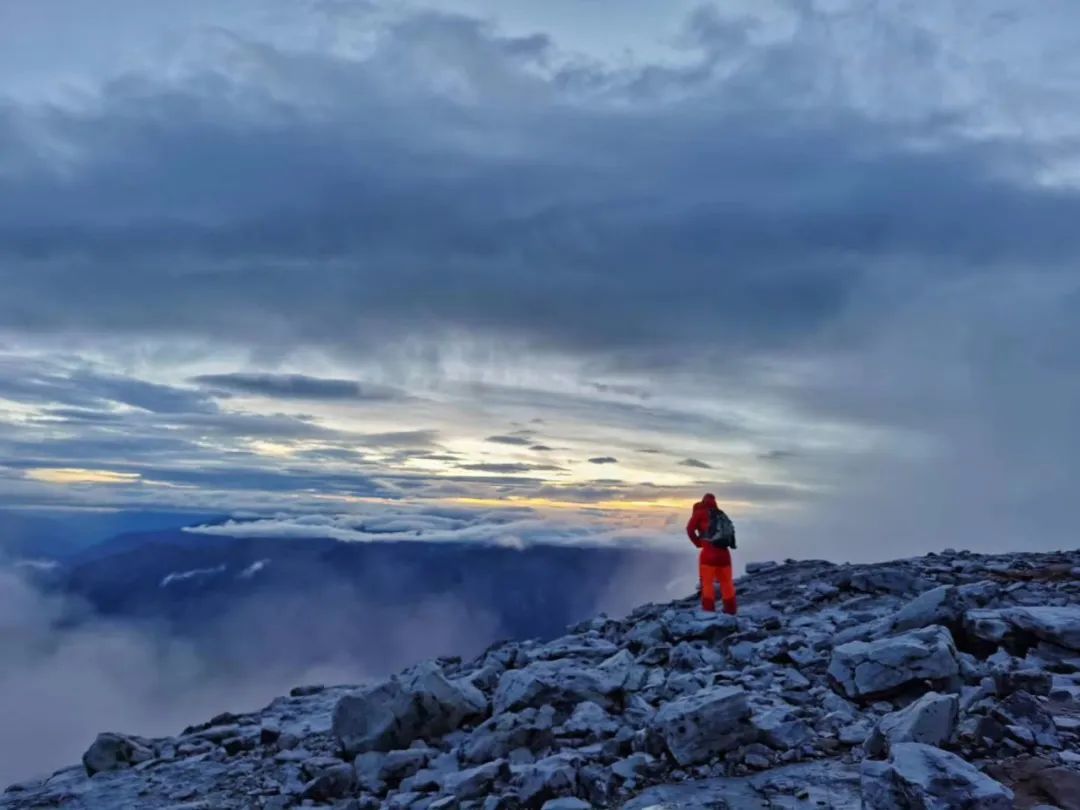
[861,742,1015,809]
[983,757,1080,810]
[334,681,421,755]
[82,732,156,775]
[828,626,959,701]
[441,759,511,800]
[558,700,619,739]
[750,705,814,750]
[516,752,582,806]
[595,648,649,692]
[966,606,1080,652]
[992,668,1053,697]
[528,634,619,663]
[400,660,489,730]
[991,691,1062,749]
[541,799,591,810]
[334,662,487,755]
[865,692,959,757]
[650,685,750,765]
[301,763,356,802]
[493,661,617,714]
[837,583,996,645]
[661,609,738,643]
[461,705,556,763]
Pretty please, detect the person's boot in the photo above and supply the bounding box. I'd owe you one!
[722,596,737,616]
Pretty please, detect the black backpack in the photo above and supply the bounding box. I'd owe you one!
[705,506,736,549]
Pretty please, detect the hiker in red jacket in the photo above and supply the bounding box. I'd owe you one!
[686,493,737,615]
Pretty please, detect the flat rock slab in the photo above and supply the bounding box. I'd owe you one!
[651,686,750,766]
[828,625,959,701]
[861,742,1014,810]
[621,760,861,810]
[967,606,1080,652]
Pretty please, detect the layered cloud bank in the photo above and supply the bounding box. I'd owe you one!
[1,1,1079,557]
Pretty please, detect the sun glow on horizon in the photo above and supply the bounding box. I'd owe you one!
[25,468,143,485]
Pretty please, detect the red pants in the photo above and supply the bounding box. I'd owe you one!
[700,563,737,615]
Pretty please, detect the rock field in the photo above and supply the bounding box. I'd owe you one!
[4,548,1079,809]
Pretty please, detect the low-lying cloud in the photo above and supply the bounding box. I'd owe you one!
[0,510,689,788]
[0,567,502,787]
[183,507,672,550]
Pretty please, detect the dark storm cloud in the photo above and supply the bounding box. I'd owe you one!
[588,457,618,465]
[0,360,214,414]
[485,435,534,446]
[356,430,440,449]
[458,463,531,474]
[191,373,405,402]
[2,8,1079,368]
[680,458,712,469]
[457,462,563,474]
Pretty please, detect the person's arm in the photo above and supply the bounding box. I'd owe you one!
[686,509,702,548]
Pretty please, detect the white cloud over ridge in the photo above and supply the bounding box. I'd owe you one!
[159,564,227,588]
[185,505,674,552]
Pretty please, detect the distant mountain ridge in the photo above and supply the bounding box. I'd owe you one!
[0,509,224,561]
[11,519,684,683]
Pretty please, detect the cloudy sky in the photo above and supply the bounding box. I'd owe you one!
[2,0,1079,557]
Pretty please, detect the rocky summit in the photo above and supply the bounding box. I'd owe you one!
[4,549,1079,810]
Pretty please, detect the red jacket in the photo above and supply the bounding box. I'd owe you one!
[687,494,732,567]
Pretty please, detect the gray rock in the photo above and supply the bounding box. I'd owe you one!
[669,641,726,671]
[516,753,580,806]
[828,626,959,701]
[301,763,357,802]
[540,800,590,810]
[558,701,618,738]
[529,634,619,663]
[400,767,443,792]
[385,791,424,809]
[838,720,873,745]
[399,660,489,732]
[611,753,654,780]
[82,732,155,775]
[277,731,300,751]
[482,796,522,810]
[624,619,667,649]
[865,692,959,757]
[493,661,616,714]
[848,568,920,595]
[354,751,388,793]
[992,691,1062,748]
[651,685,751,765]
[441,759,510,800]
[460,706,555,764]
[993,668,1053,697]
[334,680,420,755]
[661,609,738,643]
[334,663,485,756]
[967,606,1080,652]
[595,648,648,692]
[745,561,779,575]
[301,754,344,780]
[860,742,1014,809]
[381,747,433,782]
[750,706,814,750]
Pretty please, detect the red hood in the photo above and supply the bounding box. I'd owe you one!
[701,493,717,508]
